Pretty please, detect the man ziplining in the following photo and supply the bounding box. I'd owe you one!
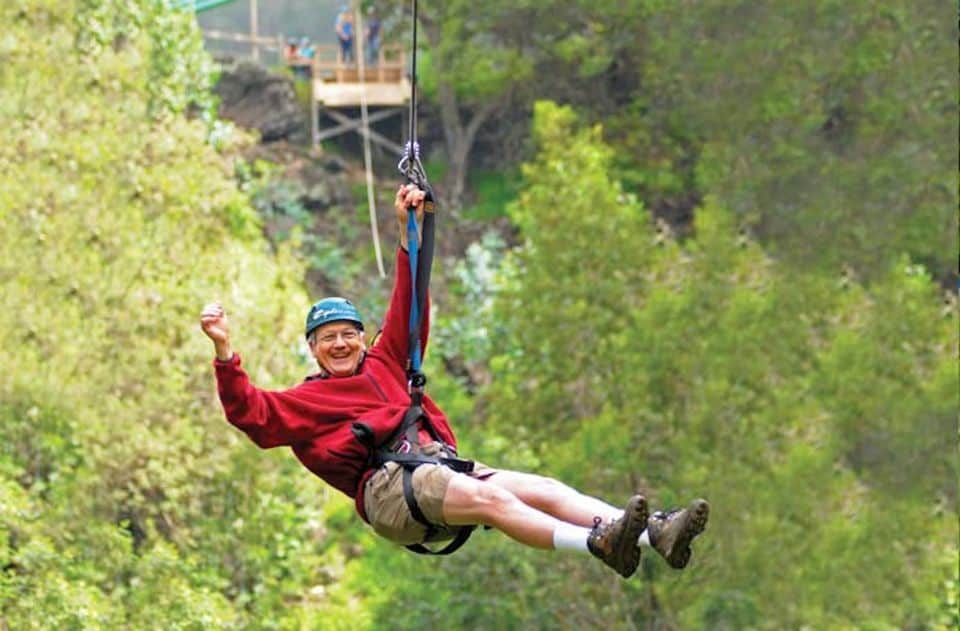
[200,184,709,579]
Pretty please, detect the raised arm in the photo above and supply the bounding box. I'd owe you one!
[201,302,316,448]
[375,185,430,368]
[200,301,233,361]
[212,355,322,448]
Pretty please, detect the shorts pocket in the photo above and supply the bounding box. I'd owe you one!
[364,463,428,545]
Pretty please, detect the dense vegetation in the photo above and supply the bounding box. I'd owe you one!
[387,0,957,282]
[1,1,955,629]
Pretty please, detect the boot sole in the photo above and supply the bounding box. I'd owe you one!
[614,495,649,578]
[665,498,709,569]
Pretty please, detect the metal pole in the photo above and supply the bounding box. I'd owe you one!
[355,0,364,77]
[310,81,318,149]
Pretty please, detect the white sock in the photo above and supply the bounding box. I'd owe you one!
[637,529,651,548]
[552,523,592,552]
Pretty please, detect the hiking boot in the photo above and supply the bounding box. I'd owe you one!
[647,498,710,569]
[587,494,649,578]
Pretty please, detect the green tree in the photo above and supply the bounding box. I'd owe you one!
[630,0,957,280]
[479,101,957,628]
[0,1,343,627]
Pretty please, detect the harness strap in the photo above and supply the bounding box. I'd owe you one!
[384,400,442,453]
[404,185,434,378]
[406,206,424,373]
[401,463,432,531]
[400,461,475,555]
[404,514,476,555]
[413,191,435,356]
[374,450,474,472]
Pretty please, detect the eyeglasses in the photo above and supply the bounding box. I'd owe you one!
[315,329,361,345]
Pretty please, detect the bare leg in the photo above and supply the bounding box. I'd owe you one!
[486,471,623,527]
[442,473,573,549]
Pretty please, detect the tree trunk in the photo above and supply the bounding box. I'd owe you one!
[420,16,504,211]
[434,80,507,210]
[433,79,467,209]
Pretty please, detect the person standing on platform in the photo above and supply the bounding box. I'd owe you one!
[335,9,355,64]
[365,7,382,66]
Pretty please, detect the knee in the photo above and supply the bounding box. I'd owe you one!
[469,483,521,521]
[526,475,573,503]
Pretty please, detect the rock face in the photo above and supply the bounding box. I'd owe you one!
[213,56,306,143]
[243,142,354,220]
[297,155,352,210]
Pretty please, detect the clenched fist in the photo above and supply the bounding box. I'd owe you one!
[395,184,426,250]
[200,302,233,361]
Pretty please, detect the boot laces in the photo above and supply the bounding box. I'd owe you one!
[653,508,682,522]
[589,515,614,550]
[589,516,608,538]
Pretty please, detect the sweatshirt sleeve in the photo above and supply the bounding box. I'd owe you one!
[213,354,318,448]
[375,247,429,369]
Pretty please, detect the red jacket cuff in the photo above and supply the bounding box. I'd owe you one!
[213,353,241,368]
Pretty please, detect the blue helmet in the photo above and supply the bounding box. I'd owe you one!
[305,297,364,339]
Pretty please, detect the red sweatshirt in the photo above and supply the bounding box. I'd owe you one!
[213,248,457,520]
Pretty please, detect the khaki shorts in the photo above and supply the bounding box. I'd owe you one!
[362,442,495,545]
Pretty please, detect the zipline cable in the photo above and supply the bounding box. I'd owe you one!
[407,0,418,167]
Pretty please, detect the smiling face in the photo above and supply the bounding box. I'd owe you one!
[309,321,366,377]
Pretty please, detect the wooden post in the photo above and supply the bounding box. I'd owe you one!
[249,0,259,61]
[353,1,385,277]
[311,73,319,149]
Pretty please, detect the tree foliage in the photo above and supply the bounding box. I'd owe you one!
[634,0,957,280]
[404,0,956,281]
[479,102,957,629]
[0,1,337,627]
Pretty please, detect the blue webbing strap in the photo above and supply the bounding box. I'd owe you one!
[406,207,423,373]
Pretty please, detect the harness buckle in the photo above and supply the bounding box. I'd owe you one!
[407,371,427,393]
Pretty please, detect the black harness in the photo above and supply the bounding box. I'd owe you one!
[351,395,477,556]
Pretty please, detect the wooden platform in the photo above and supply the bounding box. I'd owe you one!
[313,79,411,107]
[308,43,409,107]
